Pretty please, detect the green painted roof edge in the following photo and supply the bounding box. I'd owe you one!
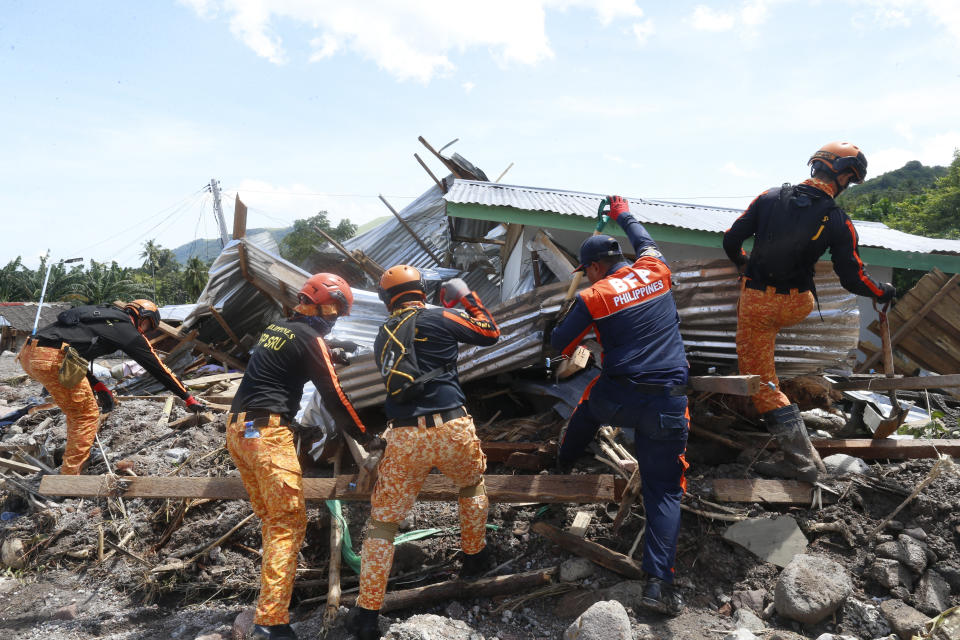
[445,201,960,274]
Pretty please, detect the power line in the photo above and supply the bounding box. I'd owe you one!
[221,188,418,199]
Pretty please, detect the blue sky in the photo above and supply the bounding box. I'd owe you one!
[2,0,959,269]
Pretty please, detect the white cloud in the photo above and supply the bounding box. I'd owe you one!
[868,131,960,175]
[722,162,760,178]
[690,5,736,31]
[183,1,648,82]
[632,18,655,44]
[462,81,476,93]
[227,179,388,228]
[740,0,771,26]
[856,1,960,39]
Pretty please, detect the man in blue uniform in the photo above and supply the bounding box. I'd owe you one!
[551,195,688,616]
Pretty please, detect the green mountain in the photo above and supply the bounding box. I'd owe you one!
[838,160,948,210]
[171,227,291,264]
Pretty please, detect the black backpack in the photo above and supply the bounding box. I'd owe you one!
[57,304,130,327]
[749,184,833,289]
[374,308,450,404]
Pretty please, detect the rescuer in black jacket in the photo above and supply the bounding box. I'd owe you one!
[17,299,199,475]
[227,273,367,640]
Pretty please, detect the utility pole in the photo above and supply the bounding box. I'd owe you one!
[209,179,230,248]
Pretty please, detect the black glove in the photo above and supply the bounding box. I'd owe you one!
[877,282,896,304]
[92,381,115,413]
[326,338,358,353]
[366,435,386,453]
[330,347,351,366]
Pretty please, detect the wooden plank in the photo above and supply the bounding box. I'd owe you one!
[830,374,960,392]
[158,322,247,372]
[0,456,41,474]
[379,194,443,266]
[710,479,833,505]
[40,473,619,504]
[813,439,960,459]
[568,511,592,538]
[689,375,762,396]
[183,372,244,388]
[480,441,556,463]
[557,345,591,379]
[232,195,247,240]
[531,521,644,579]
[208,307,242,349]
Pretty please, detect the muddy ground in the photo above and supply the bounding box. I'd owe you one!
[1,352,958,640]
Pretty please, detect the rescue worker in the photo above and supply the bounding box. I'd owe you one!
[227,272,369,640]
[723,142,895,482]
[345,265,500,640]
[551,195,689,616]
[17,299,201,475]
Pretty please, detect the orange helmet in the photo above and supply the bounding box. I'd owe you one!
[378,265,425,309]
[125,299,160,331]
[299,273,353,316]
[808,141,868,184]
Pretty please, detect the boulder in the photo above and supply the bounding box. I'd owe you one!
[733,607,765,632]
[876,534,929,574]
[231,608,255,640]
[563,600,631,640]
[931,562,960,593]
[774,554,853,624]
[731,589,766,615]
[822,454,871,476]
[1,538,25,569]
[913,569,950,617]
[879,599,929,640]
[603,580,645,611]
[384,614,482,640]
[723,515,808,568]
[560,557,596,582]
[868,558,914,591]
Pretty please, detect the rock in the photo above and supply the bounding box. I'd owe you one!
[231,607,255,640]
[774,554,853,624]
[603,580,645,610]
[822,453,871,476]
[879,599,929,640]
[563,600,631,640]
[722,630,757,640]
[913,569,950,616]
[195,635,225,640]
[1,538,25,569]
[842,598,891,638]
[163,448,190,464]
[445,601,465,619]
[0,577,17,594]
[868,558,914,590]
[931,562,960,593]
[391,542,427,574]
[902,527,927,542]
[384,614,481,639]
[560,557,595,582]
[723,515,808,568]
[731,589,766,615]
[876,534,929,574]
[398,513,416,531]
[51,604,78,620]
[733,607,765,632]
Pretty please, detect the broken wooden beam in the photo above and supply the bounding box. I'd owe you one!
[689,375,763,396]
[829,374,960,392]
[813,438,960,459]
[378,194,443,266]
[531,521,644,579]
[40,473,619,503]
[167,411,216,430]
[481,441,556,464]
[0,456,42,475]
[340,567,556,613]
[156,322,246,372]
[708,479,834,505]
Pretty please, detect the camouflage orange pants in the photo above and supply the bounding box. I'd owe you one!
[17,342,100,475]
[226,413,307,626]
[736,285,815,413]
[357,414,488,610]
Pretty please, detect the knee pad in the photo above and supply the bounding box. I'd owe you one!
[367,519,399,542]
[458,478,486,499]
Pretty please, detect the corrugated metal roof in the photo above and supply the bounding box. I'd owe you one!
[0,302,71,332]
[445,179,960,256]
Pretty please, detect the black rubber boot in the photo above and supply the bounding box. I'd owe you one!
[249,623,298,639]
[459,546,491,579]
[763,403,824,483]
[640,577,684,617]
[344,606,381,640]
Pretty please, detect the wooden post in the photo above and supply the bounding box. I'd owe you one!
[233,196,247,240]
[378,195,443,266]
[324,449,343,626]
[612,470,642,534]
[208,307,242,349]
[531,522,644,579]
[414,153,444,191]
[312,225,385,280]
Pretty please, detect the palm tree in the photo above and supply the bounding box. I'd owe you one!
[14,257,84,302]
[0,257,24,302]
[69,260,150,305]
[140,239,161,300]
[183,256,209,299]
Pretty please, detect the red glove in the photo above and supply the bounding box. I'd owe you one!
[184,395,205,413]
[92,381,115,413]
[608,195,630,221]
[440,278,471,308]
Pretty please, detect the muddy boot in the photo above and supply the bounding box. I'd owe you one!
[764,404,825,483]
[344,606,381,640]
[249,623,298,639]
[640,577,684,616]
[459,546,491,579]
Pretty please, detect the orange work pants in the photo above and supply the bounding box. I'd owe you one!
[226,413,307,626]
[17,342,101,475]
[736,285,815,414]
[357,414,488,610]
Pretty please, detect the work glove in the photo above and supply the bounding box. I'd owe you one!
[330,347,351,366]
[607,195,630,221]
[92,381,115,413]
[326,338,358,353]
[877,282,896,304]
[440,278,471,308]
[184,395,205,414]
[366,434,387,454]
